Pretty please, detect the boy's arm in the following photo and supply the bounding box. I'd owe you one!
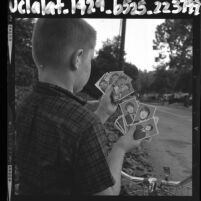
[94,84,142,195]
[94,143,125,195]
[94,127,142,196]
[94,107,110,124]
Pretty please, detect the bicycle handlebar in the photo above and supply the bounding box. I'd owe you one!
[121,171,181,186]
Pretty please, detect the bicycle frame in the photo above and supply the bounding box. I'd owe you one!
[121,171,192,196]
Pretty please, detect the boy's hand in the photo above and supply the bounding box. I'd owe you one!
[115,125,142,153]
[95,84,118,123]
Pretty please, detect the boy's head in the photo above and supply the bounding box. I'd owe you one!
[139,106,150,120]
[32,18,96,93]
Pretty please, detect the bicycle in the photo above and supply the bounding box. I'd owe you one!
[121,167,192,196]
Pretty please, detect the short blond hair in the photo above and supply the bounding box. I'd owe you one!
[32,18,96,68]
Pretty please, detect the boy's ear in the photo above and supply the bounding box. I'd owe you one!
[71,49,83,71]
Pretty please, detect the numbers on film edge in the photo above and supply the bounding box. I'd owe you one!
[9,0,201,16]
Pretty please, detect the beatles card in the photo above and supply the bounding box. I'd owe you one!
[114,117,123,133]
[95,71,123,94]
[134,103,156,123]
[154,116,159,124]
[114,121,124,133]
[95,71,135,102]
[114,115,127,135]
[95,72,109,93]
[112,74,135,102]
[119,97,139,126]
[116,115,127,134]
[108,71,124,85]
[128,118,159,141]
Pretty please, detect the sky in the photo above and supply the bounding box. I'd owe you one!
[85,19,165,72]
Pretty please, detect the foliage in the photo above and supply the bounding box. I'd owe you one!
[151,68,176,94]
[153,19,193,71]
[83,36,139,99]
[15,18,37,86]
[135,70,155,94]
[153,19,193,94]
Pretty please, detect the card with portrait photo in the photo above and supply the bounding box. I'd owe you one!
[125,118,159,141]
[95,72,110,93]
[95,73,108,94]
[119,97,139,126]
[114,121,124,133]
[134,118,159,140]
[134,103,156,123]
[112,75,135,102]
[95,71,124,94]
[114,116,126,135]
[116,115,127,134]
[154,116,159,124]
[108,71,124,85]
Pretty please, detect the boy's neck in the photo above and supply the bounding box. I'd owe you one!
[38,69,74,93]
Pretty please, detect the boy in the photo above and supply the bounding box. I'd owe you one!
[16,18,142,196]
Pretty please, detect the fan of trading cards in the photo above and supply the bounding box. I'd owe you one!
[95,71,159,142]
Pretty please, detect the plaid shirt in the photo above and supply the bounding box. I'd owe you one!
[16,82,115,195]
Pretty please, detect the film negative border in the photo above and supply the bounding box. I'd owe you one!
[7,14,14,201]
[6,6,201,201]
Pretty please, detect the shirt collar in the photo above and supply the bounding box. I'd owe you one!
[33,82,86,105]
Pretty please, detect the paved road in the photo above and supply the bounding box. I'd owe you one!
[87,101,192,186]
[145,104,192,182]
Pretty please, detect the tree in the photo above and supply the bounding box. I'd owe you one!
[151,68,176,95]
[135,70,155,95]
[83,35,139,99]
[15,18,37,86]
[153,19,193,94]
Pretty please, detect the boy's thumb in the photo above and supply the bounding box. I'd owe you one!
[105,78,117,94]
[105,84,114,95]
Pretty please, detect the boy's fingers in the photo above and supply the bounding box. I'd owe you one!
[105,78,118,93]
[128,125,136,135]
[105,83,114,93]
[104,84,115,98]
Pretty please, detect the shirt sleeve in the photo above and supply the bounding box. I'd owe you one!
[73,121,115,195]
